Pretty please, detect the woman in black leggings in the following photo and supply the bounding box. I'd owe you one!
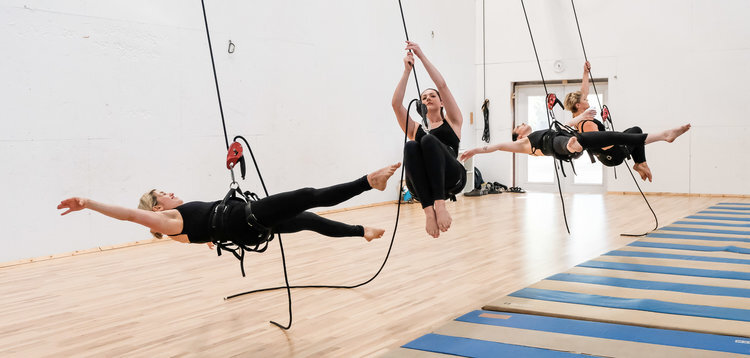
[57,163,400,246]
[459,123,691,175]
[392,41,465,238]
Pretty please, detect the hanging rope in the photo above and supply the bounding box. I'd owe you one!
[520,0,571,234]
[200,0,293,329]
[224,0,422,311]
[570,0,658,236]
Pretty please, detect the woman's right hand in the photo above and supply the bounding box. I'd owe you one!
[58,197,88,215]
[583,61,591,74]
[403,51,414,70]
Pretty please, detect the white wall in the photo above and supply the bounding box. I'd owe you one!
[0,0,475,263]
[470,0,750,194]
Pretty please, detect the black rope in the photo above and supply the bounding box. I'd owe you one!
[570,0,658,236]
[200,0,230,151]
[225,0,421,310]
[200,0,293,329]
[520,0,571,233]
[570,0,602,112]
[397,0,427,127]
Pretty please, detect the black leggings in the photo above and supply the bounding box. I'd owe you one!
[552,129,648,159]
[250,175,371,237]
[404,134,465,209]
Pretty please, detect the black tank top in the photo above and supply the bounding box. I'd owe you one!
[173,200,249,243]
[415,121,460,157]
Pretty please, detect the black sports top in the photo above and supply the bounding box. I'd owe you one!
[415,121,461,157]
[173,200,249,243]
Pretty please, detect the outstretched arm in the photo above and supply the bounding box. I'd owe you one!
[580,61,591,98]
[391,51,419,140]
[58,197,181,237]
[406,41,463,130]
[459,138,533,162]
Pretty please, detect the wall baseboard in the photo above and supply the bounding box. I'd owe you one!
[607,192,750,198]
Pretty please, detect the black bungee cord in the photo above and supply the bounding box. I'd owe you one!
[520,0,571,234]
[219,0,424,322]
[570,0,658,236]
[200,0,293,329]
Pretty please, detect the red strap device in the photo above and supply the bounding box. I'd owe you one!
[546,93,563,111]
[226,141,247,180]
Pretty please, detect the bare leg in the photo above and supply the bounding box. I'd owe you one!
[363,227,385,242]
[633,162,653,182]
[645,124,691,145]
[433,199,452,232]
[424,207,440,238]
[367,162,401,191]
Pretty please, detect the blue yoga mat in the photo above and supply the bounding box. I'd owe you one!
[546,272,750,298]
[661,226,750,236]
[629,241,750,254]
[457,310,750,354]
[403,333,591,358]
[699,210,750,216]
[709,206,750,211]
[688,215,750,222]
[647,232,750,243]
[579,260,750,281]
[605,249,750,265]
[509,287,750,322]
[676,220,750,228]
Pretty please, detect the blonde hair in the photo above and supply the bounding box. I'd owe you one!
[564,91,583,113]
[138,189,163,239]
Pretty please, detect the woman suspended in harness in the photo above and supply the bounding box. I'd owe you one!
[58,163,401,254]
[459,119,691,169]
[564,61,654,181]
[391,41,466,238]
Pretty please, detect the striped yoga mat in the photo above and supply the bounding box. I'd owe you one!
[388,202,750,357]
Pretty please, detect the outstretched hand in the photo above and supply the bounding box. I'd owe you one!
[58,197,88,216]
[583,61,591,74]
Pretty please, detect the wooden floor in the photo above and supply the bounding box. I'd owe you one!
[2,193,746,357]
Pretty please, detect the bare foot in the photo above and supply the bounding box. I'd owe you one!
[424,207,440,238]
[567,136,583,153]
[433,200,452,232]
[367,162,401,191]
[633,162,652,182]
[364,227,385,242]
[665,124,691,143]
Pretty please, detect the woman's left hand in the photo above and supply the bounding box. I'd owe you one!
[58,197,88,215]
[405,41,424,58]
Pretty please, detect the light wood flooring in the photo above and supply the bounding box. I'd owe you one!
[1,192,746,357]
